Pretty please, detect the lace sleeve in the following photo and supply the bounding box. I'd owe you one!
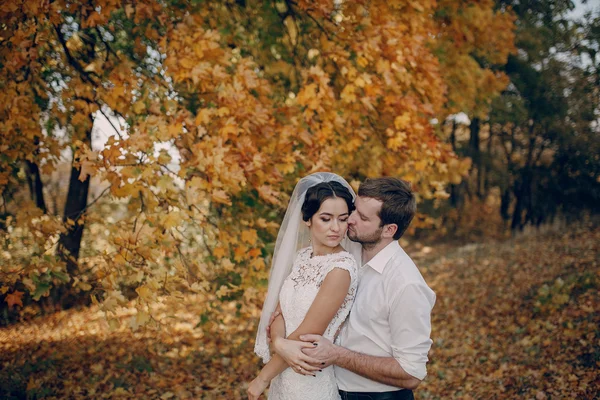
[318,253,358,289]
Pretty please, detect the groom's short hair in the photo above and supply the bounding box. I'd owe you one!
[358,177,416,240]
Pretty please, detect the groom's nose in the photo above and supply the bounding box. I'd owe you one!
[348,212,357,226]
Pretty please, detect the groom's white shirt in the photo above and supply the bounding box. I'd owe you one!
[335,240,436,392]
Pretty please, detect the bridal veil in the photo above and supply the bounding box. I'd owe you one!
[254,172,362,363]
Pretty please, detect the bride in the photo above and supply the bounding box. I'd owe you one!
[249,172,362,400]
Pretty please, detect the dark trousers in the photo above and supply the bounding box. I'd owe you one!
[339,389,415,400]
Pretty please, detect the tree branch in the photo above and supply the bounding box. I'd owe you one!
[53,24,100,86]
[97,107,124,140]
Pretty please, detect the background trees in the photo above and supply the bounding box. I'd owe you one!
[3,0,597,324]
[437,0,600,237]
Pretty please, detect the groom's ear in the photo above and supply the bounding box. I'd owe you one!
[381,223,398,239]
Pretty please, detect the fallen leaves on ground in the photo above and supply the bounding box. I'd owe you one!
[417,224,599,399]
[1,225,598,399]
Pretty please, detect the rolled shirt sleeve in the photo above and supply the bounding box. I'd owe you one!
[389,282,436,380]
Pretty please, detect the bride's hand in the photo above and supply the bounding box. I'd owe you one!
[247,375,269,400]
[273,337,322,376]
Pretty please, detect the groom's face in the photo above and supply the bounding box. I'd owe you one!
[347,196,384,245]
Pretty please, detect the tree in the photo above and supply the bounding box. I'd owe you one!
[443,0,600,234]
[0,0,516,324]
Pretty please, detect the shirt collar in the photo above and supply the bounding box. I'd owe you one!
[363,240,400,274]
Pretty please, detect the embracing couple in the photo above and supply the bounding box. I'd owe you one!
[249,172,436,400]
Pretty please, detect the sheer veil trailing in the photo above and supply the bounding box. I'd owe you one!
[254,172,362,363]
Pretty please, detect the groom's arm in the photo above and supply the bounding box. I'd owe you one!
[300,337,421,389]
[302,282,435,390]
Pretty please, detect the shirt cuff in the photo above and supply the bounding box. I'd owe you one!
[394,355,427,381]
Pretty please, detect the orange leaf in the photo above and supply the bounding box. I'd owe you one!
[248,248,262,258]
[5,290,24,308]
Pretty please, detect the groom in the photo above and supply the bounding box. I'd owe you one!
[287,177,435,400]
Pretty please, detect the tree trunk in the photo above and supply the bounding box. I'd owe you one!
[500,188,511,222]
[57,123,92,276]
[469,117,482,198]
[26,160,47,213]
[449,119,462,208]
[511,188,524,231]
[511,167,533,232]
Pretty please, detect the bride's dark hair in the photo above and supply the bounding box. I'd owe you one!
[301,181,355,221]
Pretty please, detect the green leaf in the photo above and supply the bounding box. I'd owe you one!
[32,282,51,301]
[51,271,70,282]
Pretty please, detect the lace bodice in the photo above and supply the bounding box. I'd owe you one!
[268,247,358,400]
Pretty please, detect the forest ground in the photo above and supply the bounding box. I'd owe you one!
[1,223,598,399]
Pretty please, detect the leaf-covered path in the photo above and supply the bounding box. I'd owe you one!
[1,225,598,399]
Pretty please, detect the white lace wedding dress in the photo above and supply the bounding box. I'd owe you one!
[268,247,358,400]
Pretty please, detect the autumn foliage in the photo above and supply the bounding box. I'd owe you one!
[1,0,515,322]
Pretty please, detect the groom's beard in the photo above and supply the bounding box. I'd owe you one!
[348,226,383,248]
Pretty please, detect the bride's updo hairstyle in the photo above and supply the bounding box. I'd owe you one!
[301,181,355,222]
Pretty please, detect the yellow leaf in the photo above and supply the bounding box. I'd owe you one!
[250,257,266,270]
[341,84,357,103]
[132,101,146,114]
[168,123,182,137]
[136,285,154,302]
[27,377,40,391]
[125,4,134,18]
[221,258,235,271]
[135,310,150,327]
[179,57,195,69]
[195,108,212,126]
[394,113,411,130]
[78,160,96,182]
[357,56,369,68]
[284,16,298,46]
[241,229,258,245]
[234,245,248,262]
[212,189,232,205]
[217,107,230,117]
[213,246,227,258]
[84,61,98,73]
[257,185,280,205]
[220,123,239,137]
[162,211,181,230]
[216,285,231,298]
[414,160,428,171]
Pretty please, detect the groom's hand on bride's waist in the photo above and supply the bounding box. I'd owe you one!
[299,334,338,369]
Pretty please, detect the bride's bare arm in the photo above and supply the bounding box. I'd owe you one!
[284,268,351,341]
[269,304,285,353]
